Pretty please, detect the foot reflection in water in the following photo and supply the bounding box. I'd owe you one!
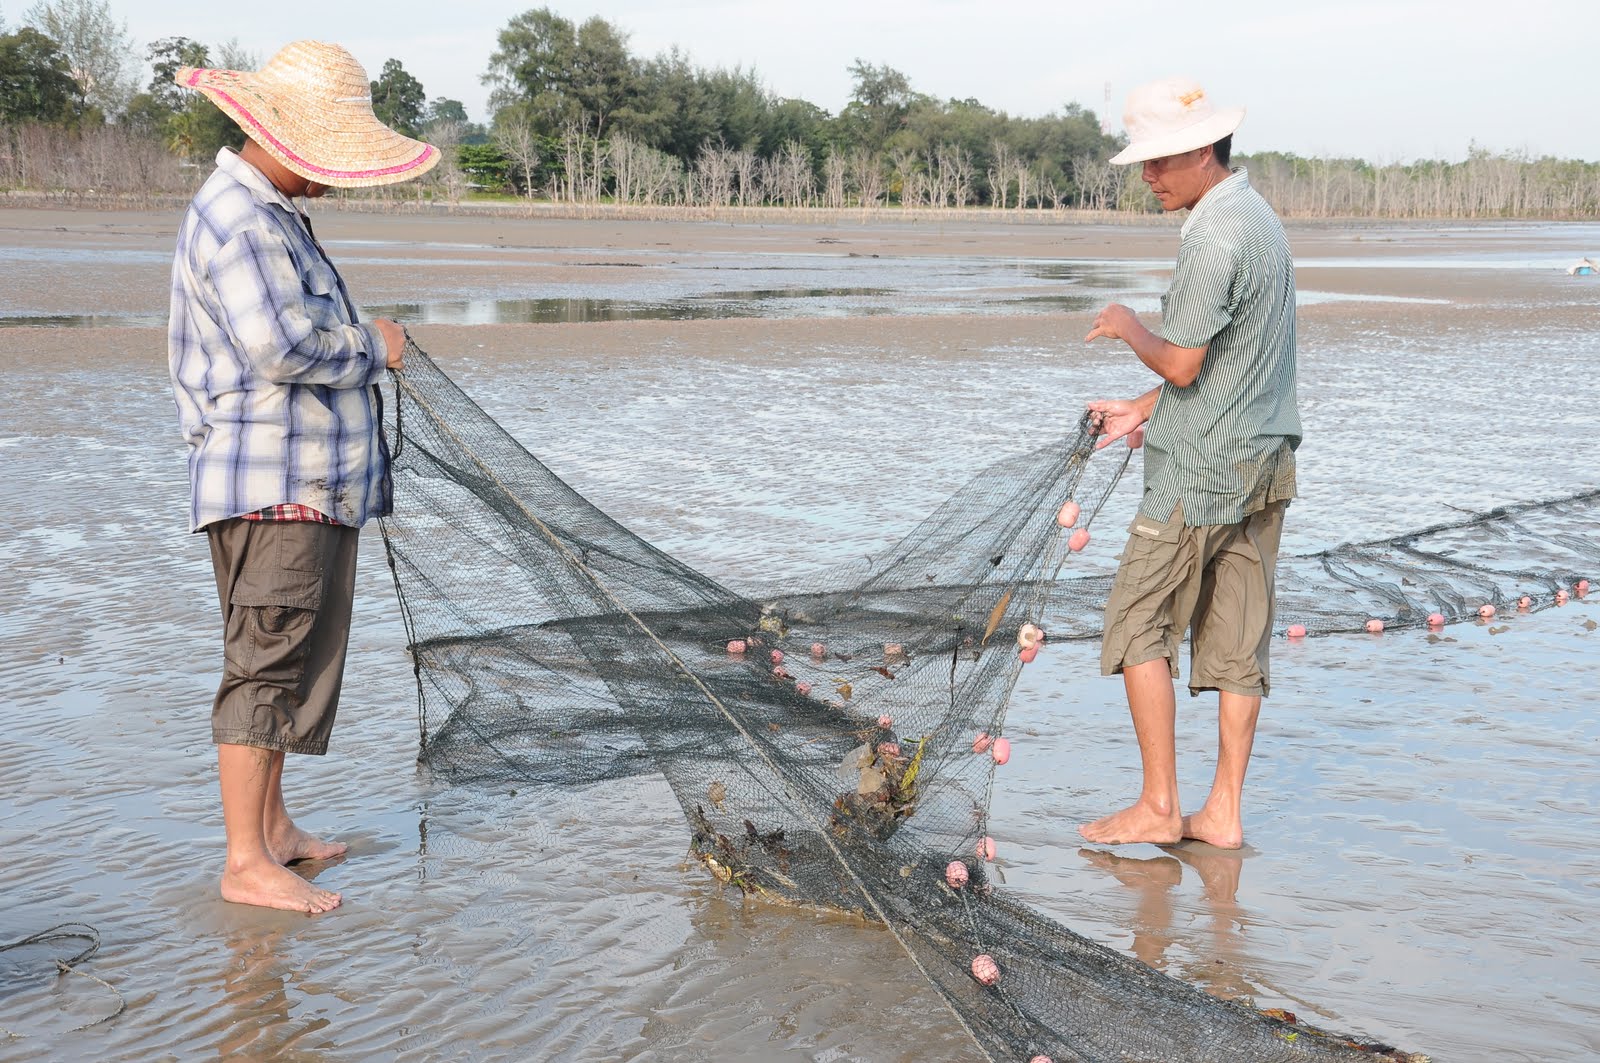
[215,857,344,1061]
[1077,842,1258,1002]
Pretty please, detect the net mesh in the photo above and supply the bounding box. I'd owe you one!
[377,342,1595,1062]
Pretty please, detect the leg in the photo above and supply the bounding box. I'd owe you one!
[1180,690,1260,849]
[1079,657,1183,845]
[1185,503,1284,849]
[262,750,348,865]
[218,743,342,913]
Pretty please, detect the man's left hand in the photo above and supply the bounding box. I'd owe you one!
[1086,303,1140,344]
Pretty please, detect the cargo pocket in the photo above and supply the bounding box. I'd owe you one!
[1118,509,1185,590]
[224,563,324,688]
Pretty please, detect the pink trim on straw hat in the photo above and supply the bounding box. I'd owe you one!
[186,69,437,181]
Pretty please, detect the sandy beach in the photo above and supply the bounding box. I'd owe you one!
[1,205,1597,1062]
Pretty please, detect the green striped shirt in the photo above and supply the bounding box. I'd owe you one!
[1142,168,1301,526]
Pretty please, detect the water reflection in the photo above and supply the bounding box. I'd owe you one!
[1078,842,1256,1001]
[0,312,170,329]
[213,860,344,1061]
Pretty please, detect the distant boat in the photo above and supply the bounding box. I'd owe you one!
[1568,257,1598,276]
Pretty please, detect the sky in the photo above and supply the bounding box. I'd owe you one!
[34,0,1599,163]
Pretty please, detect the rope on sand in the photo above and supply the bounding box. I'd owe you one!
[0,923,125,1036]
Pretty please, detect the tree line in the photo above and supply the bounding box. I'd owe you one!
[3,1,1599,218]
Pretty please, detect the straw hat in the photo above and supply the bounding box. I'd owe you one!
[177,40,439,188]
[1109,78,1245,166]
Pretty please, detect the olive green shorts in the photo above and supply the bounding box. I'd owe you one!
[206,518,360,755]
[1100,500,1287,698]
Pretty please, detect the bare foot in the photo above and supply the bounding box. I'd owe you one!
[1180,806,1244,850]
[267,823,348,865]
[1078,801,1181,845]
[221,860,342,914]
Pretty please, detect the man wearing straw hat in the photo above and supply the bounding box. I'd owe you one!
[1080,77,1299,851]
[168,40,438,912]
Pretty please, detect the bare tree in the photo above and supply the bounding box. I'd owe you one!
[494,114,541,211]
[988,140,1017,209]
[552,121,604,203]
[822,147,847,209]
[849,147,883,208]
[691,139,734,207]
[422,119,467,206]
[732,148,759,206]
[766,140,813,206]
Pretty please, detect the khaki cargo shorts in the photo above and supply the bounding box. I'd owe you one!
[206,519,360,755]
[1100,499,1287,698]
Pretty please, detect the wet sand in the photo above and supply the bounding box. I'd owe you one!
[1,207,1597,1062]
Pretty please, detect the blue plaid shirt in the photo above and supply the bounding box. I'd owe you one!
[168,148,392,532]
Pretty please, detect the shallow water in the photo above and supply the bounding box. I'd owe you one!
[1,219,1597,1063]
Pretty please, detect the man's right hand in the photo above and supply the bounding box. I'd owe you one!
[374,318,407,371]
[1086,398,1147,451]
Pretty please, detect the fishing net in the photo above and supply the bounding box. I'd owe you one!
[378,341,1585,1062]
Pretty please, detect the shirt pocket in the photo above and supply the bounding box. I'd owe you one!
[300,261,348,329]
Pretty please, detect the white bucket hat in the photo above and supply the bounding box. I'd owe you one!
[1109,77,1245,166]
[177,40,439,188]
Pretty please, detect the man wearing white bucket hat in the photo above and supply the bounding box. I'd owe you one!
[1080,78,1300,851]
[168,40,438,912]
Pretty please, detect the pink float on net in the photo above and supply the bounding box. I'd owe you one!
[1017,622,1044,650]
[976,836,996,861]
[1018,645,1038,664]
[727,639,747,654]
[1478,604,1496,619]
[1068,528,1090,552]
[991,737,1011,765]
[1365,618,1385,634]
[970,954,1000,986]
[972,732,992,754]
[878,714,893,729]
[945,860,969,889]
[810,641,826,657]
[1055,500,1080,528]
[795,681,811,696]
[1286,624,1307,639]
[1427,612,1445,627]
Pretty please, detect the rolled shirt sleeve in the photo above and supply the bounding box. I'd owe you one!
[210,227,387,389]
